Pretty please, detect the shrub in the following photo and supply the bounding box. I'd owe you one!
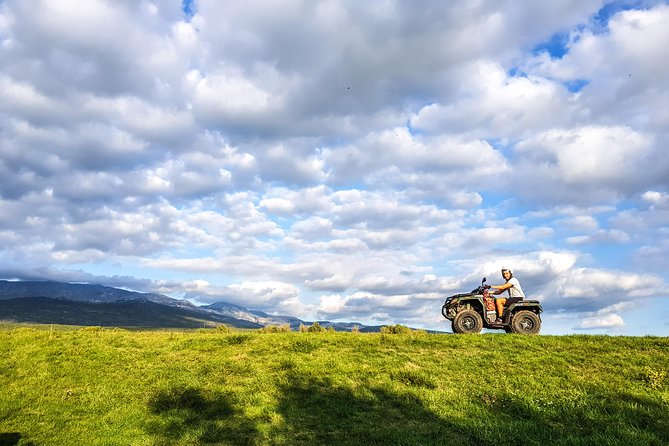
[298,324,308,333]
[259,324,291,333]
[307,322,325,333]
[380,324,413,335]
[216,325,232,333]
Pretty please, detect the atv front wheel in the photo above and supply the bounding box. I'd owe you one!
[452,309,483,334]
[510,310,541,335]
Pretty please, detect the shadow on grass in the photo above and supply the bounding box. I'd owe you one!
[477,387,669,445]
[274,374,478,445]
[144,381,668,445]
[276,375,669,446]
[0,434,20,446]
[0,433,35,446]
[146,386,256,445]
[144,378,484,446]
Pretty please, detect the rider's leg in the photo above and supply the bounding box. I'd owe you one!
[496,298,507,318]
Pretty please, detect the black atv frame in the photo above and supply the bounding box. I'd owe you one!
[441,277,543,334]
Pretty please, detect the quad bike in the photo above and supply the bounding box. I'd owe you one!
[441,277,543,334]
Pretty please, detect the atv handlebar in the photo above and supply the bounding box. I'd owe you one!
[471,284,491,294]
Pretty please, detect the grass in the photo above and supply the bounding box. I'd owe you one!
[0,324,668,445]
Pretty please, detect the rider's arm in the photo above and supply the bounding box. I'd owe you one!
[491,283,512,291]
[490,282,512,295]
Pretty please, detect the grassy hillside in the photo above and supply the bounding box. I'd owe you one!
[0,296,263,329]
[1,324,667,446]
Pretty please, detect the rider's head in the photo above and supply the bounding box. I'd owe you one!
[501,267,513,279]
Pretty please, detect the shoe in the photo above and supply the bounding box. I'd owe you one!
[494,318,502,324]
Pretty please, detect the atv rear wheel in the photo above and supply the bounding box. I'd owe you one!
[452,309,483,334]
[510,310,541,335]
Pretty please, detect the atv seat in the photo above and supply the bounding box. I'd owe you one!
[506,300,543,314]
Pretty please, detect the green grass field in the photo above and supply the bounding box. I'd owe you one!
[1,324,667,445]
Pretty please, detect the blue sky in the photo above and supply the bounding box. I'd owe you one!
[1,0,668,335]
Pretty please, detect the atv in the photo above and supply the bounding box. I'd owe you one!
[441,277,543,334]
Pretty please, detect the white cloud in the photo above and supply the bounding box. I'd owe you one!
[642,190,669,209]
[512,126,659,204]
[566,229,630,245]
[83,95,195,144]
[190,67,277,118]
[410,61,584,139]
[0,75,61,121]
[559,215,599,231]
[318,294,347,315]
[555,268,662,301]
[576,313,625,330]
[525,5,669,136]
[259,197,295,215]
[259,187,333,223]
[323,130,508,191]
[2,1,669,335]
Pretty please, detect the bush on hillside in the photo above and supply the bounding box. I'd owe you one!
[380,324,413,334]
[307,322,325,333]
[259,324,291,333]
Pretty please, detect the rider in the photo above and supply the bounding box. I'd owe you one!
[490,267,525,323]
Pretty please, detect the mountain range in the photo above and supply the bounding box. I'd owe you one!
[0,280,382,331]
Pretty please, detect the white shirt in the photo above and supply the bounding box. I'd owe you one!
[506,277,525,298]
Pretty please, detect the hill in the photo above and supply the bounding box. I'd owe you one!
[0,280,376,330]
[0,325,667,445]
[202,301,382,332]
[0,296,262,329]
[0,280,190,307]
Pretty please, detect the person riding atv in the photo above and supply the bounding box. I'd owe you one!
[441,273,543,334]
[489,267,524,323]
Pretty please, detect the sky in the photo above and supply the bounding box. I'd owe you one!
[1,0,668,335]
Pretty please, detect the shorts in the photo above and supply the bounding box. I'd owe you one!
[503,296,523,307]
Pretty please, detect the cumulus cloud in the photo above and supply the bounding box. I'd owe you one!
[641,190,669,209]
[576,313,625,330]
[410,61,585,140]
[1,1,669,334]
[551,267,663,314]
[524,4,669,131]
[566,229,630,245]
[511,125,660,205]
[184,279,302,309]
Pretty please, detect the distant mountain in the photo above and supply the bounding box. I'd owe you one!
[202,301,304,328]
[203,302,380,332]
[0,280,195,309]
[0,296,262,329]
[0,280,382,331]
